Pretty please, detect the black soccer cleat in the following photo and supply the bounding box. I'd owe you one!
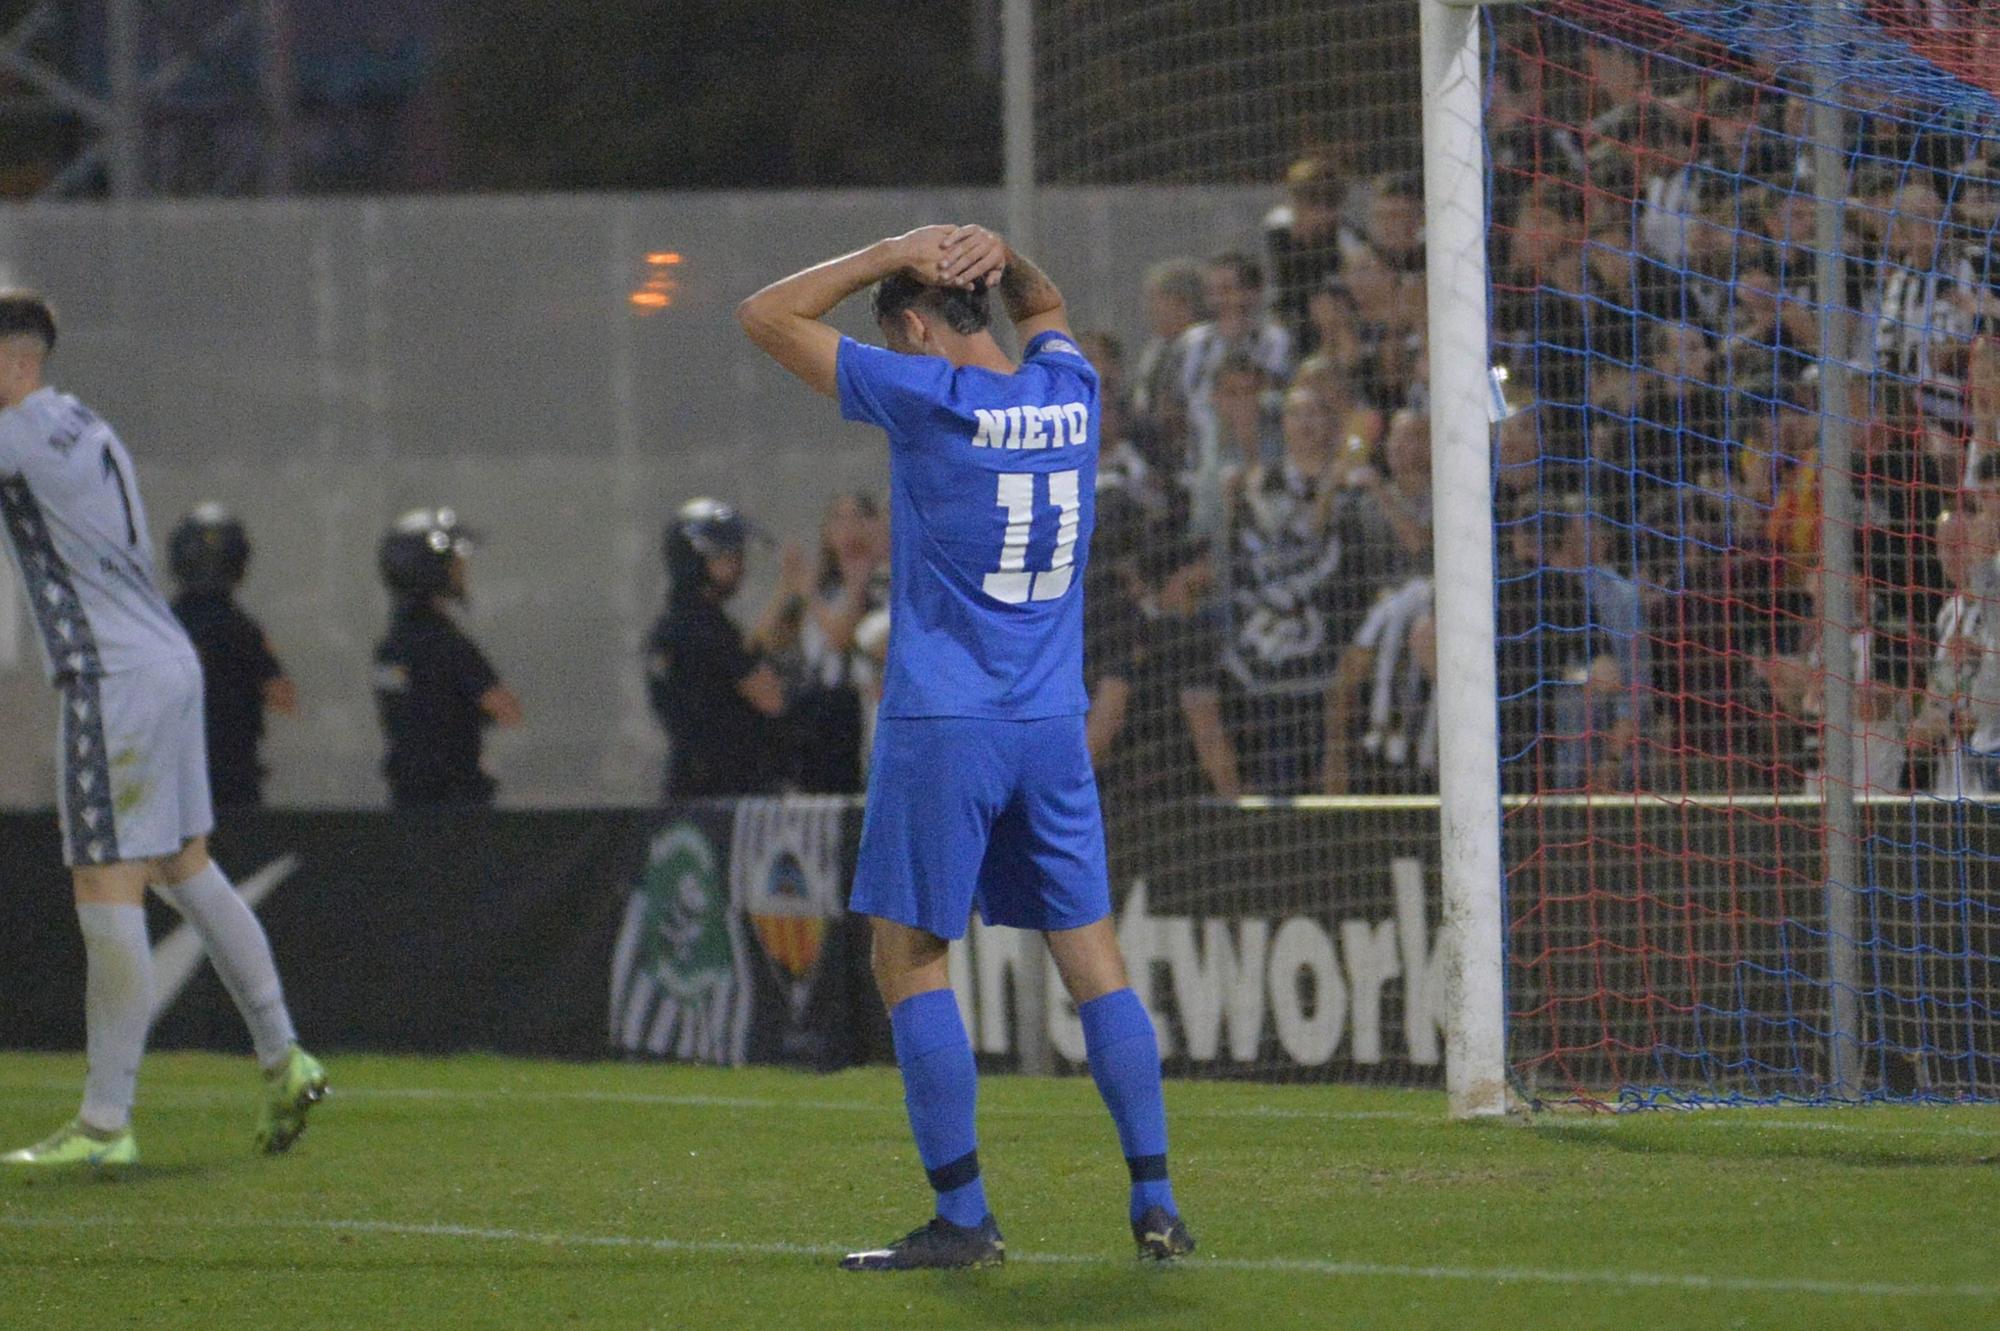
[1132,1205,1196,1262]
[839,1215,1005,1272]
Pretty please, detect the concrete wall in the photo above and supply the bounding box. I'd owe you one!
[0,186,1269,808]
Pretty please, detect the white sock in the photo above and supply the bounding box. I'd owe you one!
[76,903,152,1134]
[157,863,297,1068]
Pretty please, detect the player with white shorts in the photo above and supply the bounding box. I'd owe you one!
[0,291,326,1166]
[53,656,211,870]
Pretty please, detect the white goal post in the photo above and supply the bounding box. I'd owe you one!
[1419,0,1513,1120]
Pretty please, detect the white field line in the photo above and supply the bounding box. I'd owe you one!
[6,1077,2000,1137]
[334,1089,2000,1136]
[339,1088,1433,1123]
[0,1081,1431,1123]
[0,1213,1990,1301]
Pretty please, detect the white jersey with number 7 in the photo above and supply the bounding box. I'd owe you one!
[0,385,195,681]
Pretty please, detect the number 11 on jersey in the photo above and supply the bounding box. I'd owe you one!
[983,469,1080,605]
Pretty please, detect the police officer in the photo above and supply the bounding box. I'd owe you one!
[645,497,800,798]
[167,503,298,808]
[373,507,522,808]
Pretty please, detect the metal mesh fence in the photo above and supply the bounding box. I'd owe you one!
[1493,1,2000,1105]
[1034,1,1444,1081]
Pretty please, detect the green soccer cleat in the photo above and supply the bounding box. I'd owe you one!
[1132,1205,1196,1262]
[2,1119,138,1168]
[255,1044,328,1155]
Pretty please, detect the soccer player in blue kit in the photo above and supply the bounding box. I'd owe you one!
[738,225,1195,1271]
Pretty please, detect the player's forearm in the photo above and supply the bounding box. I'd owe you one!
[1322,692,1354,780]
[737,238,907,332]
[737,237,913,395]
[1086,675,1133,761]
[1181,687,1241,799]
[998,246,1066,326]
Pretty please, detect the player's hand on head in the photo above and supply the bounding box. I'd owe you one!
[892,225,962,287]
[892,224,1002,291]
[941,225,1007,290]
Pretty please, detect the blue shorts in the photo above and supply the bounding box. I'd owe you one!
[851,714,1111,941]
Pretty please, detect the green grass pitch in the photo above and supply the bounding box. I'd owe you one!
[1,1053,1996,1330]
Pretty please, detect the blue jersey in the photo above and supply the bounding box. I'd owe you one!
[836,329,1098,720]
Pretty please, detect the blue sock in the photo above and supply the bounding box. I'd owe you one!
[1080,988,1176,1222]
[889,988,988,1228]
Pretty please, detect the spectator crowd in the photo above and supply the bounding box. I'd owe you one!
[1077,12,2000,812]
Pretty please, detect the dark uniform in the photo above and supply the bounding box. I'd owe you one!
[646,498,777,798]
[167,505,283,808]
[647,594,774,797]
[373,508,504,808]
[1084,493,1219,813]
